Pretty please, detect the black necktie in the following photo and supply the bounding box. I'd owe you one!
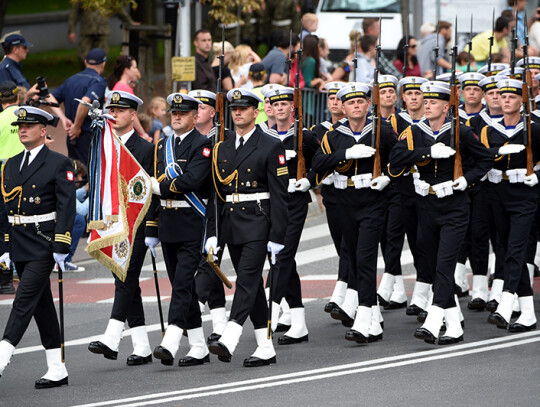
[237,137,244,153]
[20,151,29,174]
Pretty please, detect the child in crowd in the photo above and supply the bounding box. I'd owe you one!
[457,51,477,72]
[146,97,167,143]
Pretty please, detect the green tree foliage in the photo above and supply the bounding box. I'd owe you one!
[69,0,137,15]
[201,0,263,25]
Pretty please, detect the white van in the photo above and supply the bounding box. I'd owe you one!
[315,0,403,63]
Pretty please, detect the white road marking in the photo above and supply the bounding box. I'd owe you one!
[71,331,540,407]
[78,277,151,284]
[96,296,171,304]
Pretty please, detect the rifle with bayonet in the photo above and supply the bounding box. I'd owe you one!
[403,15,409,78]
[487,9,495,75]
[371,17,382,179]
[294,20,306,180]
[522,8,534,176]
[432,20,440,79]
[510,7,518,77]
[353,31,358,82]
[467,15,473,72]
[286,29,293,86]
[450,17,463,181]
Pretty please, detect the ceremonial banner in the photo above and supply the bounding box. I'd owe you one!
[86,119,152,282]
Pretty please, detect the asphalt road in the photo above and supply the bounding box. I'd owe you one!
[1,206,540,406]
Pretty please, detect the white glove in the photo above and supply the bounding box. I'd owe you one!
[345,144,376,159]
[144,237,160,257]
[452,176,468,191]
[295,178,311,192]
[285,150,297,160]
[204,236,220,260]
[498,144,525,155]
[151,177,161,196]
[267,241,284,265]
[524,173,539,187]
[370,175,390,191]
[0,252,10,269]
[53,252,69,272]
[430,143,456,159]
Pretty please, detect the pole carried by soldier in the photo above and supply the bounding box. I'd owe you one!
[467,15,473,73]
[449,17,464,182]
[487,9,495,75]
[402,15,409,79]
[432,20,440,79]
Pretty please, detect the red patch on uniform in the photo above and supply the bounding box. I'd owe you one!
[202,147,211,157]
[279,155,285,165]
[67,171,73,181]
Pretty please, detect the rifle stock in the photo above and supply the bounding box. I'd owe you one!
[522,9,534,176]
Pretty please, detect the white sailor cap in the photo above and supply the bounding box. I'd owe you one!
[499,67,524,80]
[12,106,54,126]
[478,75,499,91]
[497,78,523,95]
[267,87,294,104]
[336,82,370,102]
[188,89,216,107]
[227,88,263,107]
[436,72,463,85]
[324,81,346,95]
[398,76,428,92]
[420,81,451,101]
[517,57,540,70]
[261,84,285,99]
[459,72,486,88]
[167,93,202,112]
[105,90,143,109]
[478,63,509,75]
[378,74,399,89]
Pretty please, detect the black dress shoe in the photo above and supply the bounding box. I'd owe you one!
[437,335,464,345]
[126,354,152,366]
[178,354,210,366]
[487,312,509,329]
[153,346,174,366]
[324,302,337,313]
[275,323,290,333]
[35,376,68,389]
[417,310,428,323]
[485,300,498,313]
[377,294,389,307]
[345,329,368,344]
[206,333,221,344]
[508,322,537,333]
[414,328,436,344]
[330,307,354,326]
[406,304,424,316]
[467,298,487,311]
[88,341,118,360]
[208,341,232,362]
[278,334,308,345]
[243,355,276,367]
[367,333,383,343]
[384,300,407,310]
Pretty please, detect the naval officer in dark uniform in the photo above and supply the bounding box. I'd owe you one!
[146,93,213,367]
[88,91,155,366]
[0,106,75,388]
[206,88,289,367]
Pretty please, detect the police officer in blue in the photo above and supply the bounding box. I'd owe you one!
[0,32,36,91]
[0,106,76,388]
[48,48,107,166]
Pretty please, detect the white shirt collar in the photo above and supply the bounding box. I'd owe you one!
[236,126,257,149]
[175,128,194,143]
[118,129,135,144]
[21,143,45,169]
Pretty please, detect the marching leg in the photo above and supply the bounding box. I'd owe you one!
[488,291,515,329]
[407,282,432,316]
[376,273,395,306]
[278,307,309,345]
[207,307,228,343]
[331,288,358,327]
[209,321,243,363]
[454,262,469,297]
[438,307,464,345]
[276,299,291,332]
[179,327,210,366]
[88,319,124,360]
[345,306,372,344]
[244,328,276,367]
[414,305,445,344]
[153,324,183,366]
[326,280,348,312]
[127,326,152,366]
[0,340,15,378]
[487,279,504,312]
[386,275,408,309]
[509,296,537,332]
[35,348,68,389]
[468,275,489,310]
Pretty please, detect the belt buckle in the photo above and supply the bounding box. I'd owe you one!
[232,193,240,204]
[166,199,173,208]
[13,215,21,225]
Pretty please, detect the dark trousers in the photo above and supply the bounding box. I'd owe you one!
[401,194,420,273]
[228,240,268,329]
[381,189,406,276]
[323,198,350,284]
[67,130,92,166]
[162,240,202,330]
[110,229,147,328]
[272,197,308,309]
[340,199,387,307]
[195,257,226,309]
[457,187,490,276]
[3,259,60,349]
[416,204,469,309]
[489,198,535,296]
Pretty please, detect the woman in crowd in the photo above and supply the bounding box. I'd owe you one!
[229,44,262,89]
[211,41,234,91]
[331,30,359,82]
[393,36,422,77]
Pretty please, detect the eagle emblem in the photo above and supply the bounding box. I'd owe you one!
[174,94,183,104]
[18,108,27,119]
[111,92,120,103]
[233,90,242,100]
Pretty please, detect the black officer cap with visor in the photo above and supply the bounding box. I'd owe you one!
[11,106,54,126]
[167,93,202,112]
[105,90,143,110]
